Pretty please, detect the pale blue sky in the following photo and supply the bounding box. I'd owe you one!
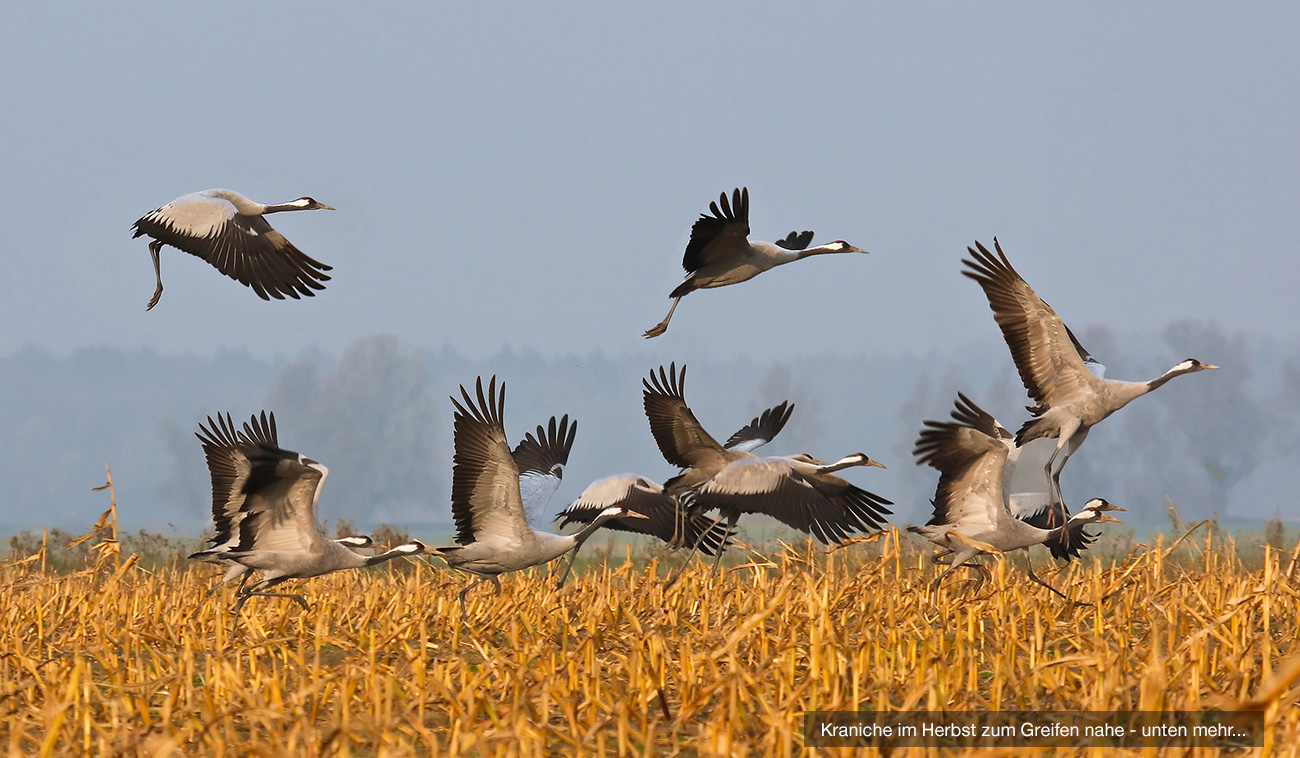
[2,3,1297,363]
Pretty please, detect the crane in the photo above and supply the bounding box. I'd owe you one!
[640,363,891,585]
[963,238,1218,508]
[643,187,869,337]
[431,376,647,611]
[548,401,792,586]
[188,411,425,627]
[191,534,373,618]
[132,188,334,310]
[909,392,1124,600]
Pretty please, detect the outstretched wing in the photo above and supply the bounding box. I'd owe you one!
[681,187,751,273]
[643,363,726,469]
[962,239,1099,437]
[774,230,813,251]
[512,414,577,525]
[449,376,530,546]
[723,401,794,453]
[556,474,731,555]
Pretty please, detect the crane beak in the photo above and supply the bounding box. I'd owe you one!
[624,510,650,520]
[318,203,336,211]
[864,457,886,469]
[1203,364,1220,370]
[1096,514,1123,524]
[849,245,869,254]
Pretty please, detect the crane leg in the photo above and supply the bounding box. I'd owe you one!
[457,574,500,615]
[927,549,978,601]
[1024,556,1089,606]
[555,548,580,589]
[229,578,304,633]
[191,568,253,620]
[708,513,740,577]
[643,296,682,339]
[665,510,723,589]
[147,240,165,311]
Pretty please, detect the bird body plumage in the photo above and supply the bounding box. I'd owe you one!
[132,188,334,309]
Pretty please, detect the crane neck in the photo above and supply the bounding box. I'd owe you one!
[361,542,423,567]
[570,512,621,549]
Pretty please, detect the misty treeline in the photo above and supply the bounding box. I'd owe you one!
[1,322,1296,535]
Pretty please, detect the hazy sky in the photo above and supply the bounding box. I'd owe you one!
[2,3,1297,365]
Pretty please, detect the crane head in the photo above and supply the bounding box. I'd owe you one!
[826,240,869,254]
[1077,498,1125,524]
[291,197,336,211]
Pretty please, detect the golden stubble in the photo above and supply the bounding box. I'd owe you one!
[2,527,1299,757]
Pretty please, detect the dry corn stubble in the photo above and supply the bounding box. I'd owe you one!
[2,528,1299,757]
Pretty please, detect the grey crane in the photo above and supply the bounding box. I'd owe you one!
[548,401,793,585]
[555,400,791,551]
[188,411,425,627]
[963,239,1218,509]
[640,363,891,585]
[909,392,1123,601]
[191,534,374,618]
[132,188,334,310]
[916,393,1123,596]
[431,376,647,611]
[643,187,869,337]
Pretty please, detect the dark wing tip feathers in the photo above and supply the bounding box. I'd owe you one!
[452,375,505,429]
[643,362,685,401]
[775,230,814,251]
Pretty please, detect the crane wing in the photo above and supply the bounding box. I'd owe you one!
[450,377,531,547]
[961,239,1099,423]
[774,230,814,251]
[681,187,751,273]
[132,191,332,301]
[913,404,1010,533]
[642,363,726,469]
[191,410,328,559]
[512,414,577,525]
[690,457,888,544]
[555,474,731,555]
[723,400,794,453]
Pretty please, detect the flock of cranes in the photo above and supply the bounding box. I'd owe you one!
[129,185,1218,622]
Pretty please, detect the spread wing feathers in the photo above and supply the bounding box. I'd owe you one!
[643,363,725,469]
[912,414,1010,532]
[775,230,814,251]
[681,187,751,273]
[691,457,892,544]
[132,194,332,301]
[947,392,1013,443]
[511,414,576,475]
[193,412,257,548]
[1064,323,1106,379]
[191,410,326,558]
[1020,500,1097,561]
[555,475,731,556]
[449,376,530,546]
[513,414,577,524]
[961,239,1097,431]
[723,401,794,452]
